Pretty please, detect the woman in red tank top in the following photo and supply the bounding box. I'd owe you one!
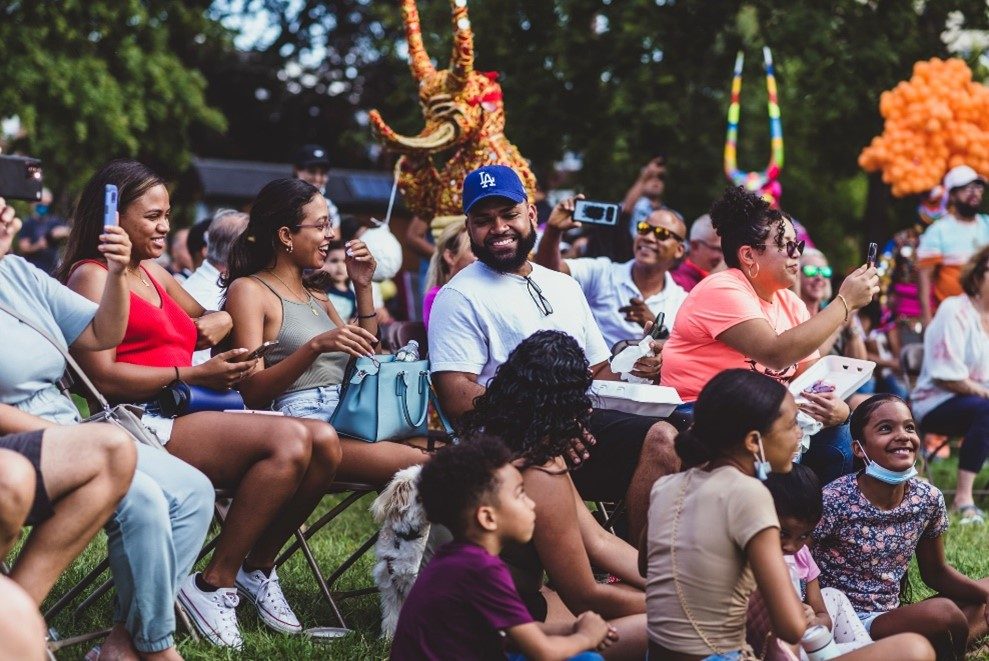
[59,160,342,648]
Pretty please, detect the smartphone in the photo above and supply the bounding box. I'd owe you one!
[649,311,669,340]
[867,242,878,268]
[238,340,278,363]
[0,155,43,201]
[573,199,620,226]
[104,185,118,227]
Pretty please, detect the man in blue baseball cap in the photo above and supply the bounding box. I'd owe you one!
[429,164,683,543]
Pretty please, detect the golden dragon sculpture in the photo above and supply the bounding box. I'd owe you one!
[369,0,537,237]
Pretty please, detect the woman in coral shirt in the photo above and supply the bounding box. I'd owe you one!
[661,187,878,484]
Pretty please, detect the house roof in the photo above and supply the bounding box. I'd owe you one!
[190,157,399,209]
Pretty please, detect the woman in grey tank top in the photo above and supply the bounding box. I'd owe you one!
[224,179,427,484]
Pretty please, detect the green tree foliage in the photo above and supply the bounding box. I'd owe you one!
[229,1,989,266]
[0,0,227,202]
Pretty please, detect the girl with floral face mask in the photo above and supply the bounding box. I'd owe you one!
[815,394,989,659]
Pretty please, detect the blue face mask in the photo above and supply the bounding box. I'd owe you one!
[856,441,917,485]
[753,435,771,482]
[34,204,49,216]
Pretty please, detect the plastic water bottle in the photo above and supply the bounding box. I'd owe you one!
[800,624,839,660]
[394,340,420,362]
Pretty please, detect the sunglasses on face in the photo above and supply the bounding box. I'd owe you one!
[755,239,806,259]
[636,221,684,243]
[802,265,833,279]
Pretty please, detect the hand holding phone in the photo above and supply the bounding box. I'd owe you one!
[236,340,279,363]
[649,311,668,340]
[867,242,878,268]
[104,185,118,227]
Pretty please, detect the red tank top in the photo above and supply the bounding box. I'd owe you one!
[73,260,197,367]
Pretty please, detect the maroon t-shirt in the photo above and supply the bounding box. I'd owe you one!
[391,540,534,660]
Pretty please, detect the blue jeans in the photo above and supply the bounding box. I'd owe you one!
[104,444,214,652]
[273,385,341,422]
[921,395,989,473]
[801,423,854,485]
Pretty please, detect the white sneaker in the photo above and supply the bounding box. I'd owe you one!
[176,574,243,649]
[236,566,302,634]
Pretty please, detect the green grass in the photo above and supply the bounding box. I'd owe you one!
[29,459,989,659]
[40,492,390,660]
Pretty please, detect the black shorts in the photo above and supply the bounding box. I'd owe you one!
[568,409,655,501]
[0,430,53,525]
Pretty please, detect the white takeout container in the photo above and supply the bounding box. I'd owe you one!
[589,380,683,417]
[788,355,876,403]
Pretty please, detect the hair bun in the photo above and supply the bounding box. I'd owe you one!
[709,186,768,236]
[674,427,712,469]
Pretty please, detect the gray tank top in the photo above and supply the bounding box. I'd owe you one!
[252,276,348,394]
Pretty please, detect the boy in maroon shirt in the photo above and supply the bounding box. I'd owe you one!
[391,437,616,660]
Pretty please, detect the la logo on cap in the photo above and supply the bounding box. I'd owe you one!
[479,171,496,188]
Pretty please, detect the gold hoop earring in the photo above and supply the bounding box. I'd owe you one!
[747,263,760,279]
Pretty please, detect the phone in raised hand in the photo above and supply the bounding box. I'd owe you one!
[104,185,118,227]
[867,242,878,268]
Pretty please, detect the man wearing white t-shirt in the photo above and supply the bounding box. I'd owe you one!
[535,198,688,349]
[430,165,682,541]
[917,164,989,326]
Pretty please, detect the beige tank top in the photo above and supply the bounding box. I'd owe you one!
[251,276,348,394]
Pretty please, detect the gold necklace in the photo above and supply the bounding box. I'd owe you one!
[126,267,152,288]
[267,270,319,316]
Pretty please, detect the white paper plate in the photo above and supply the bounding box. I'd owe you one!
[788,355,876,403]
[589,380,683,417]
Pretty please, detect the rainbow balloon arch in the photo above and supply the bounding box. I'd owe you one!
[724,47,784,208]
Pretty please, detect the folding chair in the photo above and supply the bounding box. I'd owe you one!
[899,342,924,390]
[273,481,380,630]
[592,499,627,537]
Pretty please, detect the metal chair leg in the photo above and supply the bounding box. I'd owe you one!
[43,556,111,620]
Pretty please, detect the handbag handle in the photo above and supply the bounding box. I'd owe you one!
[397,370,430,429]
[0,300,114,414]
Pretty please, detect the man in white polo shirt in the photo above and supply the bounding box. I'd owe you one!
[535,198,688,350]
[429,164,682,541]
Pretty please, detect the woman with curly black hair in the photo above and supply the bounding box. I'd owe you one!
[660,186,879,485]
[460,330,648,660]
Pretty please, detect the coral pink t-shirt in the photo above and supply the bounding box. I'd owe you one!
[661,268,818,401]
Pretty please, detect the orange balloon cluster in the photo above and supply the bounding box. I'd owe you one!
[858,58,989,197]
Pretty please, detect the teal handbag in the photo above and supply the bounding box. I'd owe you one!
[330,355,453,443]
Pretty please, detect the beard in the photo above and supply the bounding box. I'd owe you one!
[956,201,980,217]
[470,225,538,273]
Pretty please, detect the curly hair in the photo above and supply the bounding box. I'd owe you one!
[709,186,788,269]
[417,435,513,537]
[459,331,592,468]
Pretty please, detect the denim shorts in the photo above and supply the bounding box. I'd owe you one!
[856,610,883,633]
[140,401,174,445]
[273,385,341,422]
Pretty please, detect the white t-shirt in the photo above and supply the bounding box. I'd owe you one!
[428,261,611,387]
[916,213,989,268]
[565,257,687,348]
[181,260,224,365]
[911,294,989,422]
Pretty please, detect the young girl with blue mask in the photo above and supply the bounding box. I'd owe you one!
[814,394,989,659]
[641,372,932,661]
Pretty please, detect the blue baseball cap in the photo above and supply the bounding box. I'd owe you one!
[462,165,527,214]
